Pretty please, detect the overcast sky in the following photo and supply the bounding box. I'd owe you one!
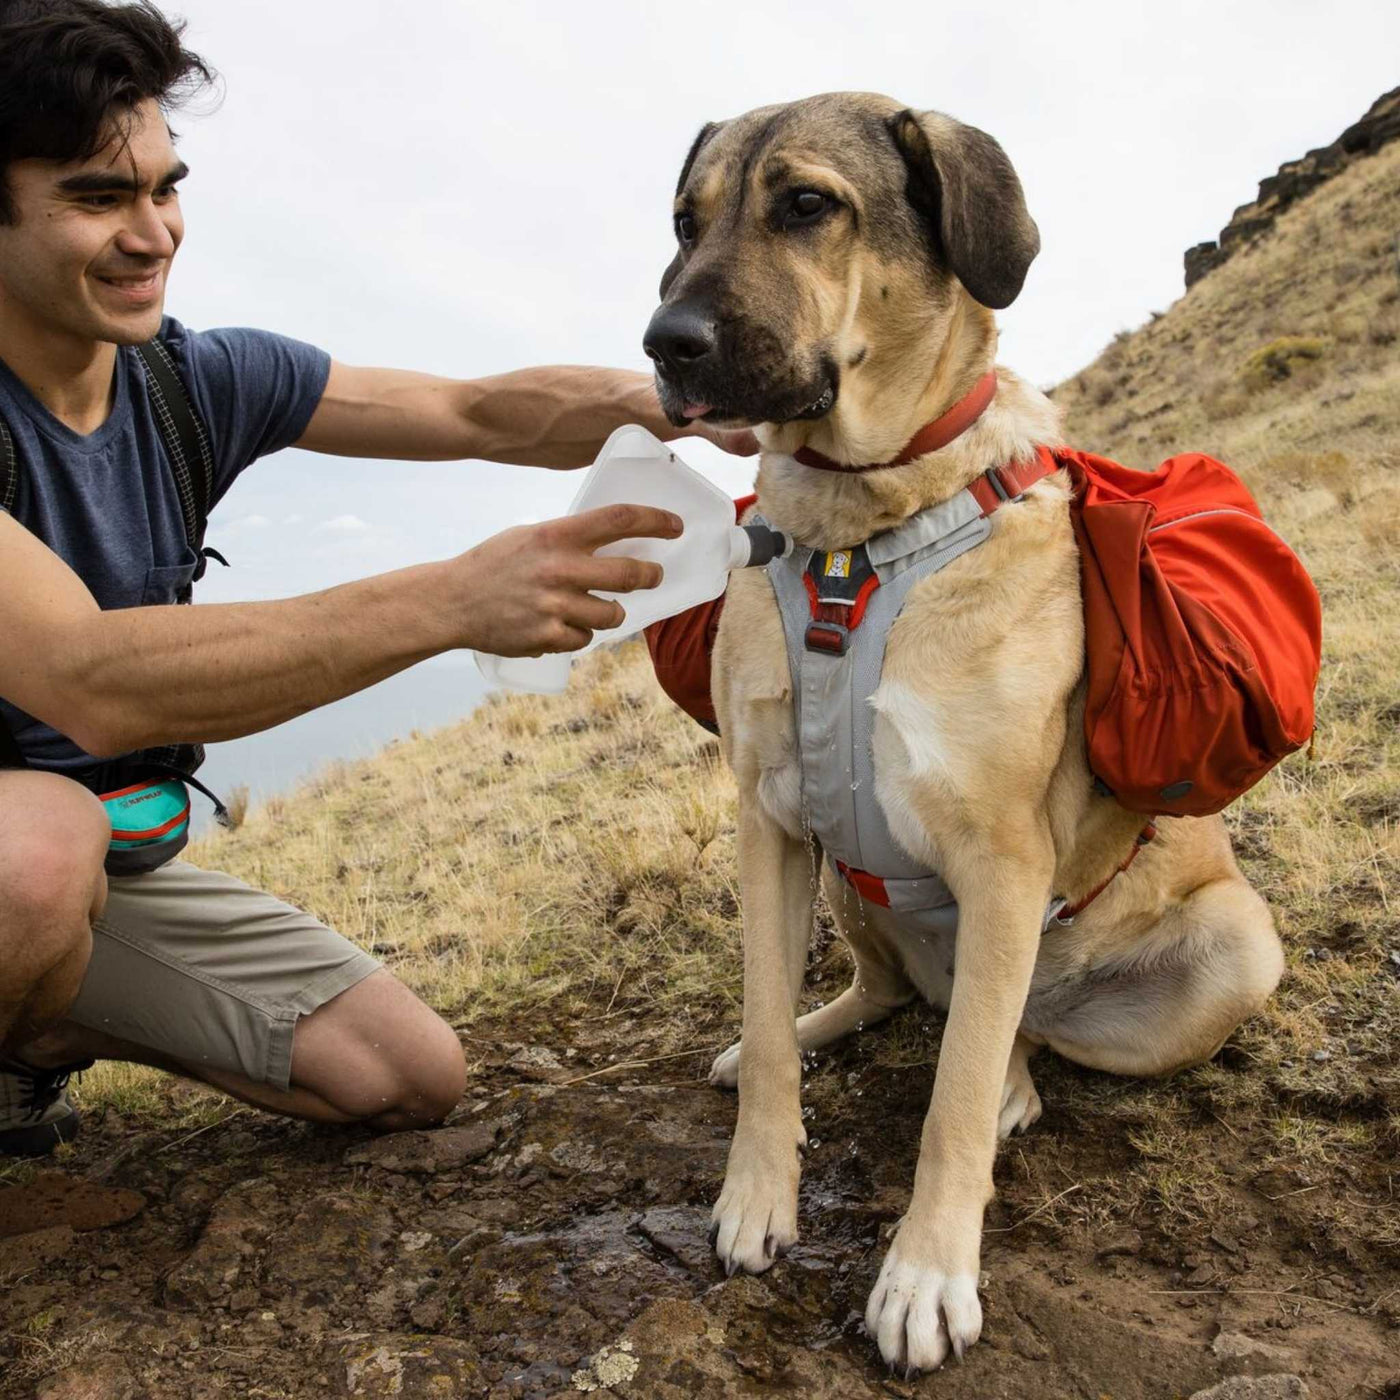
[165,0,1400,606]
[163,0,1396,809]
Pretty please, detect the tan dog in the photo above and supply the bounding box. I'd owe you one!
[642,93,1285,1375]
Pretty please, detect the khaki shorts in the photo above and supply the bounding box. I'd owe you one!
[69,859,380,1093]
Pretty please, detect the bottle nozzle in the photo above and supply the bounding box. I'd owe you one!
[729,523,792,570]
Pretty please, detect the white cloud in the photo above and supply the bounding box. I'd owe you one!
[315,514,371,534]
[231,513,271,529]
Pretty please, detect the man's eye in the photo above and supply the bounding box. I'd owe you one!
[81,195,118,209]
[786,190,830,225]
[674,212,697,246]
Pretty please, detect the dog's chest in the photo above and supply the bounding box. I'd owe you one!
[758,518,996,886]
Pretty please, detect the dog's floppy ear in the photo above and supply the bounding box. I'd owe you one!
[887,109,1039,310]
[660,121,723,298]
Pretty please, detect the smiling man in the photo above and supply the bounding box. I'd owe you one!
[0,0,751,1156]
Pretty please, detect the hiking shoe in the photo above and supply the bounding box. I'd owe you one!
[0,1055,92,1157]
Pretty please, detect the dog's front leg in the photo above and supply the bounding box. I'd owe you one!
[710,794,814,1275]
[864,834,1052,1374]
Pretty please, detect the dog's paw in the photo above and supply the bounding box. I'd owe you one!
[709,1041,741,1090]
[710,1125,805,1275]
[997,1061,1043,1140]
[864,1239,982,1375]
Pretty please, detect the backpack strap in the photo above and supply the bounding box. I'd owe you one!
[0,411,16,516]
[0,714,26,770]
[133,337,224,587]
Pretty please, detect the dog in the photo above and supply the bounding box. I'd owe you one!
[642,92,1285,1375]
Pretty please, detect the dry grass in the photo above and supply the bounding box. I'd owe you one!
[74,139,1400,1265]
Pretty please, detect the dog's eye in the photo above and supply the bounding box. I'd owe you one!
[786,190,830,226]
[674,211,697,246]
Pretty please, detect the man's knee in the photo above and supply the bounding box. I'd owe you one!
[293,972,466,1127]
[383,1008,467,1126]
[346,1009,465,1128]
[0,773,108,979]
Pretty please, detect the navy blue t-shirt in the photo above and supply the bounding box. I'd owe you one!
[0,316,331,774]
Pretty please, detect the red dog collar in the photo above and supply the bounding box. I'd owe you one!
[793,370,998,474]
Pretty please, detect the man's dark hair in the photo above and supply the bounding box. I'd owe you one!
[0,0,213,223]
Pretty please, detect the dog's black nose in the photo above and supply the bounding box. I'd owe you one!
[643,303,718,371]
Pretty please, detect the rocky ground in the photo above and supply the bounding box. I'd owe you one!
[3,1006,1397,1400]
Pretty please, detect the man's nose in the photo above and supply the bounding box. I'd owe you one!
[116,197,178,260]
[643,303,718,374]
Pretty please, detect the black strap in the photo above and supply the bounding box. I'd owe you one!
[133,338,218,584]
[0,717,25,770]
[0,412,16,516]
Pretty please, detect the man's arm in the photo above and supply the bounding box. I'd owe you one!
[295,363,750,466]
[0,505,678,758]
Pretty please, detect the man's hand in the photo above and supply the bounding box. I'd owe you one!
[457,504,682,658]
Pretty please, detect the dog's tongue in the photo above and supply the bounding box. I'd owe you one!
[683,402,712,420]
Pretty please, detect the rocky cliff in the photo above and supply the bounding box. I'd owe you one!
[1185,85,1400,287]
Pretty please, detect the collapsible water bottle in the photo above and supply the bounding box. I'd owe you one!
[474,425,788,694]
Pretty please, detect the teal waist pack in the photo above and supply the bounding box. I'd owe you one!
[101,777,191,876]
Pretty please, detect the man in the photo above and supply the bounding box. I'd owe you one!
[0,0,751,1155]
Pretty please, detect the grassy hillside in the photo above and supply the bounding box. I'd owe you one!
[66,130,1400,1313]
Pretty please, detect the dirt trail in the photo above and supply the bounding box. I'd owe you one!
[3,1009,1396,1399]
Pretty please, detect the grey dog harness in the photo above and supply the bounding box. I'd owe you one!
[759,454,1063,932]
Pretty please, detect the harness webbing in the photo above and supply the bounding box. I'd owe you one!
[763,450,1142,930]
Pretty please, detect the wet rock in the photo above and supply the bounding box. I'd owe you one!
[164,1178,281,1310]
[1188,1377,1309,1400]
[333,1335,483,1397]
[1212,1329,1293,1367]
[455,1209,682,1343]
[343,1121,501,1173]
[636,1206,716,1275]
[34,1356,139,1400]
[265,1193,395,1311]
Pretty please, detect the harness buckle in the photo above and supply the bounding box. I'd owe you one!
[805,620,850,655]
[984,466,1015,503]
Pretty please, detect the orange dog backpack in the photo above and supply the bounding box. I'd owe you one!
[646,450,1321,819]
[1054,448,1320,816]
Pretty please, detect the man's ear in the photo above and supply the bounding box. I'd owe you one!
[887,109,1040,310]
[660,121,723,298]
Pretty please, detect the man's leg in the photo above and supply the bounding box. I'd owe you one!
[0,772,111,1154]
[25,969,465,1130]
[10,839,464,1136]
[0,771,110,1054]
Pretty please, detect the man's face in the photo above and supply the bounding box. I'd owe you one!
[0,98,186,349]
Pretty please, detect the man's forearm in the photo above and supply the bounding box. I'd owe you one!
[60,563,458,757]
[453,366,687,467]
[300,362,746,467]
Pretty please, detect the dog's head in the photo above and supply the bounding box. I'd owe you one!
[644,93,1039,459]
